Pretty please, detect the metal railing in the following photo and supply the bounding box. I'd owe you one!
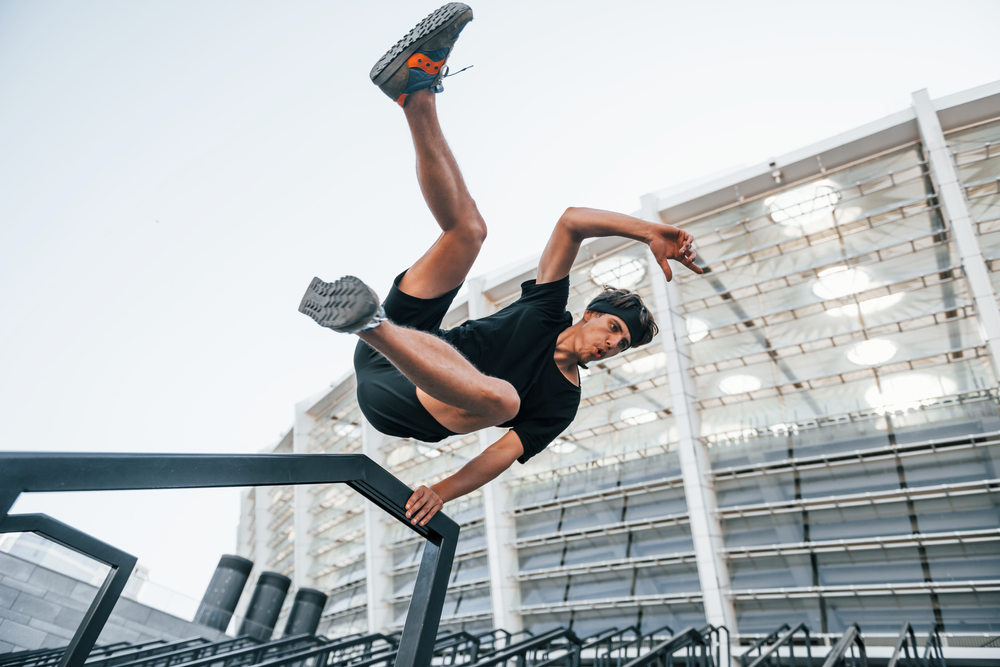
[620,627,712,667]
[742,623,812,667]
[924,626,945,667]
[470,627,582,667]
[888,624,921,667]
[0,642,157,667]
[0,453,460,667]
[698,625,729,667]
[821,625,866,667]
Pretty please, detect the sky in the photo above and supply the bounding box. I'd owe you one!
[2,0,1000,608]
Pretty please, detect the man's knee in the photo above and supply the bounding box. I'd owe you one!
[485,382,519,424]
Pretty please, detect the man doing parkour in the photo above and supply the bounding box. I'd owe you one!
[299,3,702,527]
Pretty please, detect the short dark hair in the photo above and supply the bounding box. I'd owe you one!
[586,286,658,347]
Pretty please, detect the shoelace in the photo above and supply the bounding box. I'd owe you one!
[431,64,474,93]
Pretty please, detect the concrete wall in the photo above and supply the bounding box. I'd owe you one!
[0,551,227,654]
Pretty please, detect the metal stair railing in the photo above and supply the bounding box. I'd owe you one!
[821,625,866,667]
[743,623,812,667]
[87,638,245,667]
[431,632,480,666]
[472,630,513,658]
[0,453,460,667]
[224,629,472,667]
[887,624,921,667]
[80,635,261,667]
[469,627,582,667]
[698,624,730,667]
[620,627,711,667]
[924,626,945,667]
[85,640,215,667]
[740,625,789,667]
[131,634,323,667]
[591,626,643,667]
[533,626,634,667]
[0,643,143,667]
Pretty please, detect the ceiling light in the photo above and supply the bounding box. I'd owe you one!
[864,373,958,414]
[622,352,665,375]
[550,440,578,454]
[847,339,898,366]
[827,293,903,317]
[417,444,441,458]
[719,374,762,395]
[686,317,709,342]
[590,257,646,289]
[812,266,871,300]
[765,179,839,227]
[620,408,657,425]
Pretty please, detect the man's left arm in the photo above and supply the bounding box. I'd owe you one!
[404,430,525,526]
[536,207,703,285]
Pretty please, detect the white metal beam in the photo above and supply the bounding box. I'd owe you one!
[362,418,394,634]
[292,400,316,592]
[912,88,1000,379]
[468,276,523,634]
[641,194,737,636]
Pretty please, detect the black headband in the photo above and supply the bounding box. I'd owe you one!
[587,302,648,347]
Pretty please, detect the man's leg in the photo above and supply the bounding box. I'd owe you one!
[300,88,516,432]
[360,87,514,433]
[357,322,517,433]
[396,88,486,299]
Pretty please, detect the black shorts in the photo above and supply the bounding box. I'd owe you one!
[354,271,461,443]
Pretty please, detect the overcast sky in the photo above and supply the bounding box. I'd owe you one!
[3,0,999,608]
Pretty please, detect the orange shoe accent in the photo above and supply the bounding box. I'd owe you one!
[396,93,409,107]
[407,53,444,75]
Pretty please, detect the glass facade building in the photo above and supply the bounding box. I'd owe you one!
[235,82,1000,645]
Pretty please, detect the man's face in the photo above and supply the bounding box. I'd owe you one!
[579,311,632,364]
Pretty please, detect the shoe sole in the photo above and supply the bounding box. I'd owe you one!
[370,2,471,86]
[298,276,379,333]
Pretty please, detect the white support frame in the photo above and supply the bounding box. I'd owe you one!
[362,418,394,634]
[641,195,737,636]
[912,88,1000,379]
[292,401,316,593]
[468,276,523,634]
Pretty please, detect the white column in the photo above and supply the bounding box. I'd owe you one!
[293,401,317,591]
[641,195,737,637]
[233,481,273,632]
[363,418,394,634]
[469,277,523,634]
[912,88,1000,378]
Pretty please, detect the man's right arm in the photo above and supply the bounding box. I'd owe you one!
[403,431,524,526]
[535,207,702,285]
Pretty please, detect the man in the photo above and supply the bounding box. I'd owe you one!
[299,3,701,527]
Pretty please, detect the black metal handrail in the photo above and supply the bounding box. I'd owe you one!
[821,625,866,667]
[0,453,460,667]
[470,627,581,667]
[620,627,710,667]
[432,631,480,665]
[129,634,321,667]
[888,624,920,667]
[84,639,216,667]
[90,635,261,667]
[592,626,647,667]
[0,642,145,667]
[924,626,945,667]
[741,624,790,667]
[744,623,812,667]
[698,624,730,667]
[472,630,513,657]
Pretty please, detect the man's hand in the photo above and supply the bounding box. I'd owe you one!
[647,224,703,282]
[405,485,444,527]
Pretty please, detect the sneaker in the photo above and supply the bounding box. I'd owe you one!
[298,276,386,333]
[370,2,473,107]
